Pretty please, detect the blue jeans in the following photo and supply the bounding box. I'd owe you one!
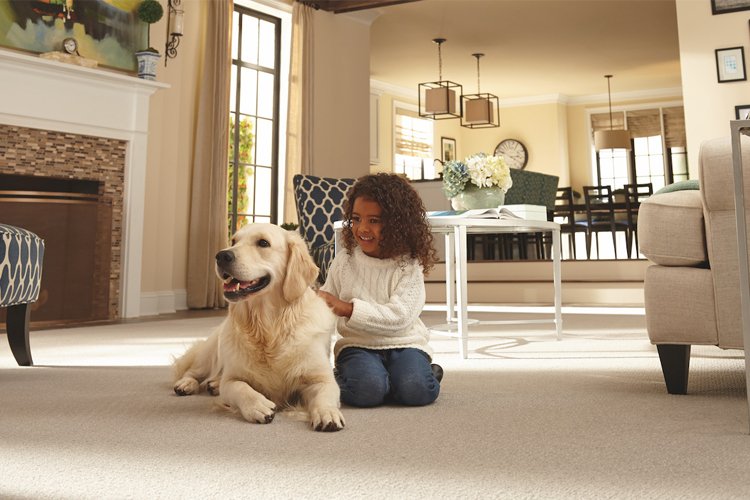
[335,347,440,407]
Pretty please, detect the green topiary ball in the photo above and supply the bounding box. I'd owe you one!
[137,0,164,24]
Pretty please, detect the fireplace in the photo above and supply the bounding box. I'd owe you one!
[0,49,166,320]
[0,174,113,325]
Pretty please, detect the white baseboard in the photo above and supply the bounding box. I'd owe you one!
[139,289,188,317]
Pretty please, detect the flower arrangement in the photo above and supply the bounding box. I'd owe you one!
[442,153,513,199]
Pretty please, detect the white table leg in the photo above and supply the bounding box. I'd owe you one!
[552,227,563,340]
[454,225,469,359]
[444,232,455,324]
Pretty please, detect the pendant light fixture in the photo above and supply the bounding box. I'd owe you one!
[594,74,631,150]
[418,38,462,120]
[461,53,499,128]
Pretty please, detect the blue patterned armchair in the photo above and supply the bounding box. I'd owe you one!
[1,224,45,366]
[292,174,356,284]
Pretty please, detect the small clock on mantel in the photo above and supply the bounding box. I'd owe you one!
[62,37,80,56]
[494,138,528,170]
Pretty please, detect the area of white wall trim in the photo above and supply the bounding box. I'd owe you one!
[140,290,188,317]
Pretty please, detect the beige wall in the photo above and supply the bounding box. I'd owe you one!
[676,0,750,168]
[310,12,370,179]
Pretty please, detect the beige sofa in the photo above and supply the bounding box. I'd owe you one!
[638,135,750,394]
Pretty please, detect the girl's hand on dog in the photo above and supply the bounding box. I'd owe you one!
[317,290,353,318]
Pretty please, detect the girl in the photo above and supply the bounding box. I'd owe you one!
[317,173,443,407]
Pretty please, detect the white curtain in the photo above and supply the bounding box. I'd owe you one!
[283,1,314,224]
[186,0,233,309]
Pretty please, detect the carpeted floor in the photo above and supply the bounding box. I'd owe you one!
[1,310,750,499]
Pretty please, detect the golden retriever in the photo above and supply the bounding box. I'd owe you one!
[172,223,344,432]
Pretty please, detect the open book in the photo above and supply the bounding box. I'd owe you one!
[427,207,523,220]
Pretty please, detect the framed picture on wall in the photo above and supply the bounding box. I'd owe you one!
[441,137,456,163]
[715,46,747,83]
[0,0,147,73]
[736,104,750,120]
[712,0,750,15]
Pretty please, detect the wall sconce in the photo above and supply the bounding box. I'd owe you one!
[165,0,184,66]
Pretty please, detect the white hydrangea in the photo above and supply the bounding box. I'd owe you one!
[464,153,512,192]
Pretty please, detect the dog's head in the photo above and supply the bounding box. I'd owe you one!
[216,223,319,303]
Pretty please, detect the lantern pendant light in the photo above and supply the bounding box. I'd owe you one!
[461,53,499,128]
[418,38,463,120]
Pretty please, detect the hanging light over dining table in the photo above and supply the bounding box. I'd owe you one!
[594,74,631,150]
[418,38,462,120]
[461,53,499,128]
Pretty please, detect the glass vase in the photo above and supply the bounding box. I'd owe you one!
[450,185,506,210]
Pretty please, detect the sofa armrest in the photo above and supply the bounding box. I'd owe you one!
[638,190,706,266]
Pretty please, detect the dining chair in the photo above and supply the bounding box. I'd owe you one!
[576,185,630,259]
[551,187,586,259]
[623,182,653,258]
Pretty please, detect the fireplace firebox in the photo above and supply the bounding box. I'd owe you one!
[0,174,113,326]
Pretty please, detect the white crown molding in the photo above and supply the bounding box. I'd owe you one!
[370,78,683,108]
[342,8,382,25]
[370,79,417,101]
[568,87,683,105]
[236,0,293,14]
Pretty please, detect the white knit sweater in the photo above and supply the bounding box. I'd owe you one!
[320,246,432,358]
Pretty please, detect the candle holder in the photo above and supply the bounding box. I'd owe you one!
[165,0,184,66]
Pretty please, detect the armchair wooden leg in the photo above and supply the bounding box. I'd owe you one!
[6,303,34,366]
[656,344,690,395]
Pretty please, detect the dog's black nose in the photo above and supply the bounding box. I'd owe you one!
[216,250,234,265]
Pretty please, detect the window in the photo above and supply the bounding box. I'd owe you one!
[228,5,282,234]
[393,105,435,180]
[591,105,688,191]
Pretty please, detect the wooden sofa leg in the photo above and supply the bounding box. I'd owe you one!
[656,344,690,395]
[6,303,33,366]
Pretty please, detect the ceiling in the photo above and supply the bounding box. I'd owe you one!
[366,0,682,101]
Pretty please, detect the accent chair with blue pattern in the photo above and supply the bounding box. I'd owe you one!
[292,174,356,284]
[1,223,45,366]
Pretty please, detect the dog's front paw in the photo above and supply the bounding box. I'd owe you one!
[174,377,200,396]
[310,407,345,432]
[238,395,277,424]
[206,379,220,396]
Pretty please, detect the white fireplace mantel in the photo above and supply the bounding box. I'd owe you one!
[0,49,169,318]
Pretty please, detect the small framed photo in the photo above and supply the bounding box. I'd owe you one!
[441,137,456,163]
[712,0,750,15]
[736,105,750,120]
[715,46,746,83]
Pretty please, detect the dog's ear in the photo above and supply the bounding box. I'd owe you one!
[283,231,319,302]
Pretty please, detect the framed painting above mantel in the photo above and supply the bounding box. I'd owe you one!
[0,0,147,73]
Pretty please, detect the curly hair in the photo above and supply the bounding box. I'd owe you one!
[340,173,438,273]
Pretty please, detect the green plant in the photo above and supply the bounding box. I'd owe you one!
[137,0,164,52]
[280,222,299,231]
[228,117,255,231]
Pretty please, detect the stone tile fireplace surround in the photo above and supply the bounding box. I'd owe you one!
[0,50,167,319]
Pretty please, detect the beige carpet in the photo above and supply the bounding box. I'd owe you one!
[2,310,750,499]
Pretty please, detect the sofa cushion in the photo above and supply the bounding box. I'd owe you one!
[638,190,706,266]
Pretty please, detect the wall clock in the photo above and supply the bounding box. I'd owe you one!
[494,139,528,169]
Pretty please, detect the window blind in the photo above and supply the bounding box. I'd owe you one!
[394,107,432,159]
[626,109,660,139]
[591,111,626,134]
[662,106,686,148]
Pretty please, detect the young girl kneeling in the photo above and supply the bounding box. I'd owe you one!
[318,173,443,407]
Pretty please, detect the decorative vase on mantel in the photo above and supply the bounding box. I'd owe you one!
[135,50,161,80]
[450,184,506,210]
